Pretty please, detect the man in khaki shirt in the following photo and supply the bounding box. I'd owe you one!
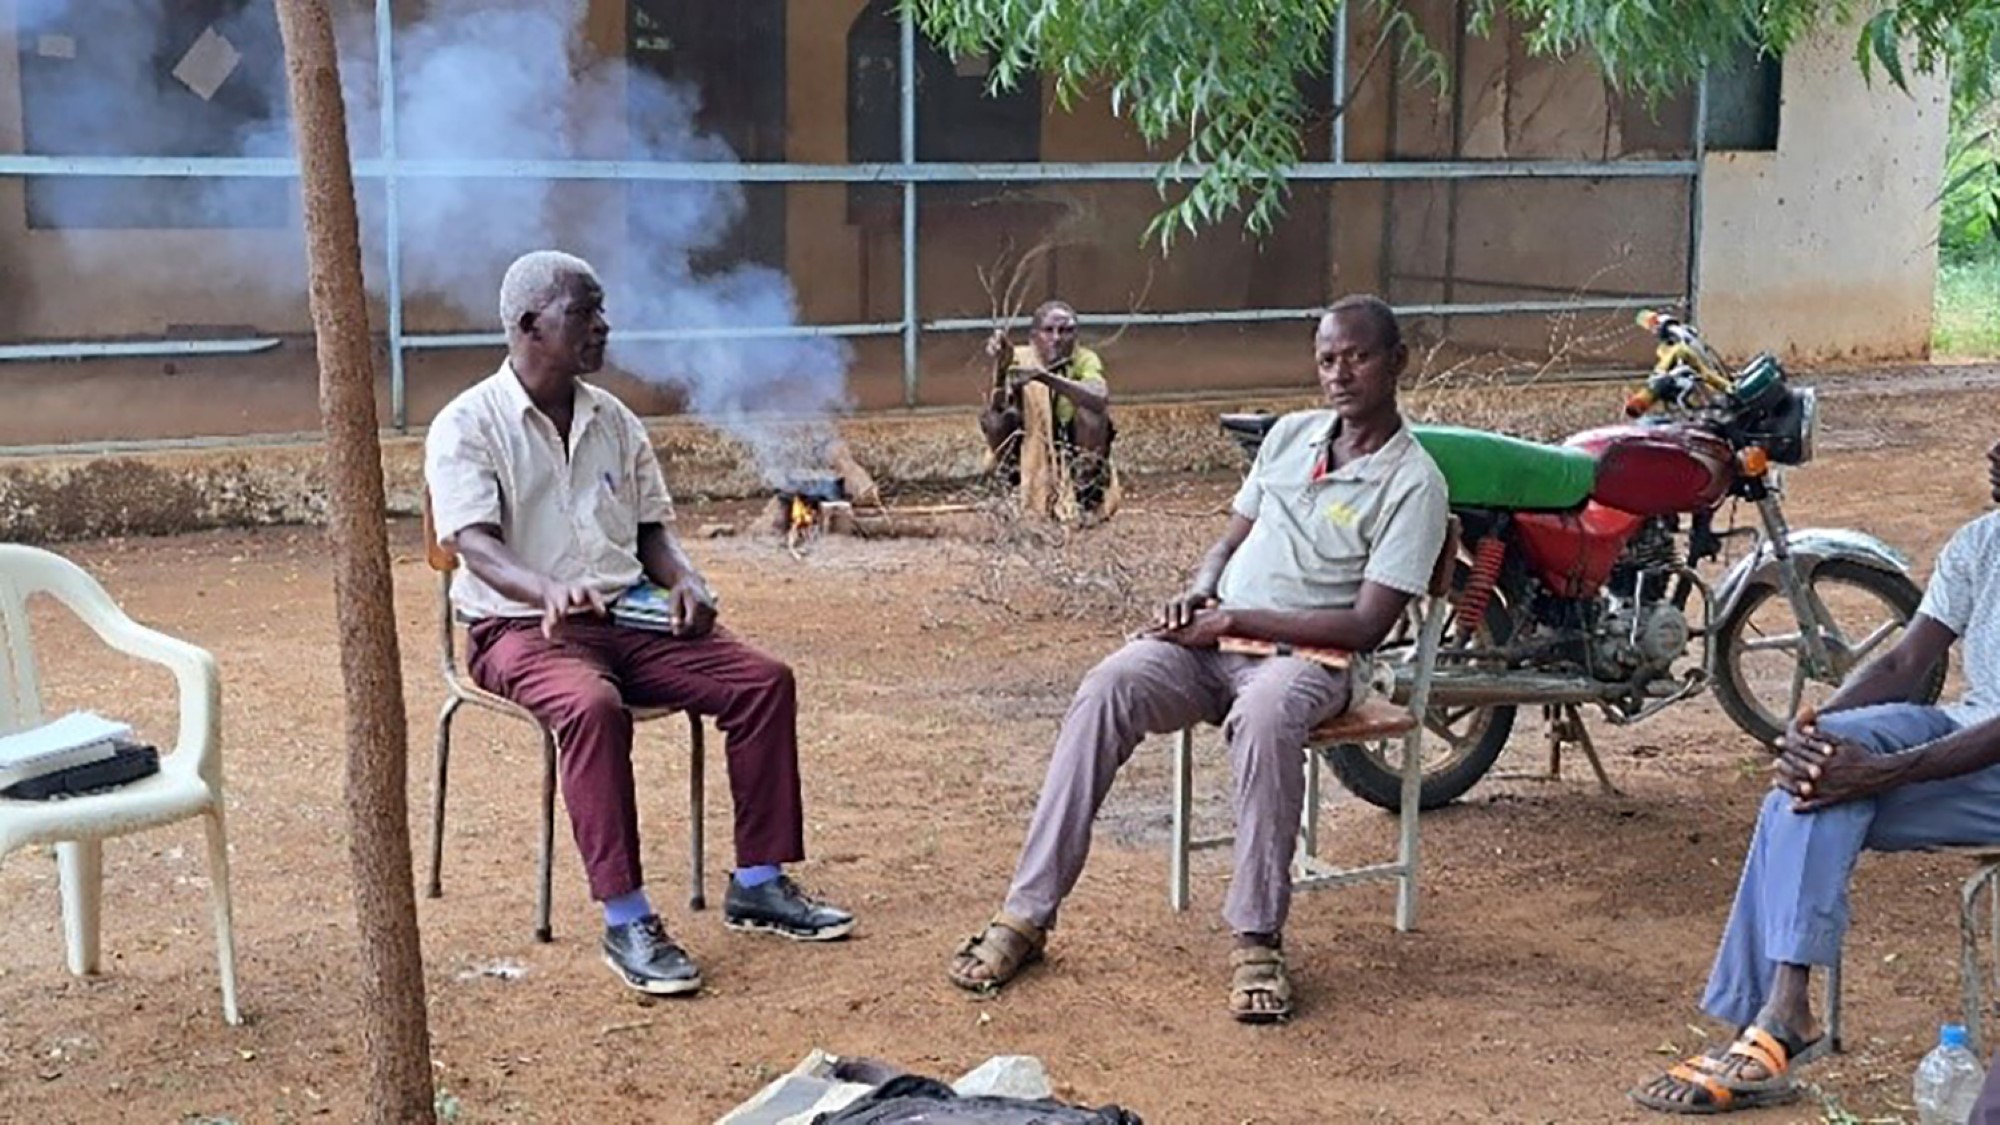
[947,295,1449,1024]
[425,251,852,998]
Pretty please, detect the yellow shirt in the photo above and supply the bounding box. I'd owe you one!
[1011,344,1107,428]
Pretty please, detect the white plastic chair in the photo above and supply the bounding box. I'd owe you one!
[0,544,236,1025]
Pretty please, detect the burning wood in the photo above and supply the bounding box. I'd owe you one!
[786,494,817,556]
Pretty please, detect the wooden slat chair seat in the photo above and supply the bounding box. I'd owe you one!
[420,491,707,943]
[1169,516,1462,933]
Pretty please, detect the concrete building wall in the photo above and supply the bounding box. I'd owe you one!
[1696,24,1949,363]
[0,3,1950,451]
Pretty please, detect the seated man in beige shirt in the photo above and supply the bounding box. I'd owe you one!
[948,295,1449,1023]
[424,250,851,998]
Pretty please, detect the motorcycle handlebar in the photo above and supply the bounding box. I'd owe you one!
[1637,308,1699,348]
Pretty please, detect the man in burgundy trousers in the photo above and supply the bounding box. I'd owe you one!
[424,250,852,996]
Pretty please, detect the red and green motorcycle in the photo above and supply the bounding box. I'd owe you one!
[1224,312,1942,810]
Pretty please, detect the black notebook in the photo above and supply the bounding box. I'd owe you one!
[1,740,160,800]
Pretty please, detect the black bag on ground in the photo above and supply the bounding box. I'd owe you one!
[812,1075,1143,1125]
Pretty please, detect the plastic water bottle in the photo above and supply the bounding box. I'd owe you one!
[1915,1023,1986,1124]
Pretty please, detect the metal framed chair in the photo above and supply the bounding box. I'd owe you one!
[0,544,237,1023]
[420,494,706,942]
[1823,846,2000,1055]
[1169,516,1461,933]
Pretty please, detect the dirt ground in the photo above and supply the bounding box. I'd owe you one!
[3,371,1999,1124]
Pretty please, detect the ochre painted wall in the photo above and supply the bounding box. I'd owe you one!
[1696,24,1948,363]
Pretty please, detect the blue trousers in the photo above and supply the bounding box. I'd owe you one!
[1702,703,2000,1027]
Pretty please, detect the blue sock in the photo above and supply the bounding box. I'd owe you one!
[734,864,781,888]
[603,888,653,927]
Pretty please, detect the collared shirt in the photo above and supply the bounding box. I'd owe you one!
[1919,510,2000,726]
[424,362,675,620]
[1217,409,1450,612]
[1011,344,1107,428]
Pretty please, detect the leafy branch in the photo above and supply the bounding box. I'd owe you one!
[907,0,2000,251]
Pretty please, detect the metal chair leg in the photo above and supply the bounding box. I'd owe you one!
[1961,863,2000,1055]
[536,728,558,944]
[1397,597,1447,934]
[426,696,461,900]
[688,714,707,912]
[1300,742,1322,865]
[1824,955,1844,1054]
[1169,727,1194,912]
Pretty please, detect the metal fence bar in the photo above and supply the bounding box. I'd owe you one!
[0,339,284,362]
[899,4,919,407]
[931,296,1677,331]
[376,0,407,429]
[1332,6,1349,164]
[0,296,1679,365]
[1687,69,1709,321]
[403,323,904,348]
[0,154,1699,182]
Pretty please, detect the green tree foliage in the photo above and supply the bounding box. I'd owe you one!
[907,0,2000,249]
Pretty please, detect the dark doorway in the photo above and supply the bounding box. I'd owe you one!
[628,0,788,272]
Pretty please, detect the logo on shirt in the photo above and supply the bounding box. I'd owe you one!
[1323,501,1361,528]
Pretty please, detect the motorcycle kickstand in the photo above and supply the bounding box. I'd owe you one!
[1501,705,1623,795]
[1550,704,1621,796]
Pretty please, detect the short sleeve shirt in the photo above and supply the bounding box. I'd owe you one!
[1011,344,1106,428]
[424,363,674,620]
[1918,511,2000,726]
[1217,410,1451,612]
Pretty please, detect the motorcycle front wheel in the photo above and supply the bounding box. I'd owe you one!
[1327,567,1517,811]
[1712,558,1943,746]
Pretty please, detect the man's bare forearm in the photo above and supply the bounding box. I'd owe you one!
[1187,518,1253,598]
[1872,717,2000,789]
[639,523,707,592]
[1037,371,1109,415]
[453,526,553,604]
[1819,615,1957,717]
[1212,606,1402,653]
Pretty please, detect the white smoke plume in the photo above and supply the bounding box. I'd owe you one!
[16,0,850,481]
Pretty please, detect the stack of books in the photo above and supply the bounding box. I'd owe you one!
[0,711,132,791]
[610,582,681,633]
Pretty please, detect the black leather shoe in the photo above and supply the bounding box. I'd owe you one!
[723,875,855,941]
[601,914,702,995]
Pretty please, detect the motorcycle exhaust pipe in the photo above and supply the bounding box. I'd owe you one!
[1388,670,1619,709]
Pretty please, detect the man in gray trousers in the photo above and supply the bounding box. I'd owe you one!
[946,295,1449,1023]
[1634,438,2000,1115]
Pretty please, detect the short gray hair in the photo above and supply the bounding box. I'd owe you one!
[500,250,599,333]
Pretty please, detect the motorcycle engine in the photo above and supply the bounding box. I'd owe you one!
[1592,602,1692,678]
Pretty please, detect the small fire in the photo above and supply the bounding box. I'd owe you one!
[789,495,816,533]
[785,494,818,558]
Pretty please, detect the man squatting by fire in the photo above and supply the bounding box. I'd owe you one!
[424,250,852,997]
[979,300,1118,519]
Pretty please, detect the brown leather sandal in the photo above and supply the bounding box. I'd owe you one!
[948,912,1046,992]
[1229,945,1294,1024]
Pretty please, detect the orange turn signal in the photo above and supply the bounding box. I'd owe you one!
[1739,446,1771,477]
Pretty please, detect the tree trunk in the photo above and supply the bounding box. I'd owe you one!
[273,2,437,1121]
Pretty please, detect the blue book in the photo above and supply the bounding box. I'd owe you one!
[610,582,679,632]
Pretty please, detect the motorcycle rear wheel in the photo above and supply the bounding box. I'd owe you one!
[1712,558,1941,746]
[1327,568,1517,811]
